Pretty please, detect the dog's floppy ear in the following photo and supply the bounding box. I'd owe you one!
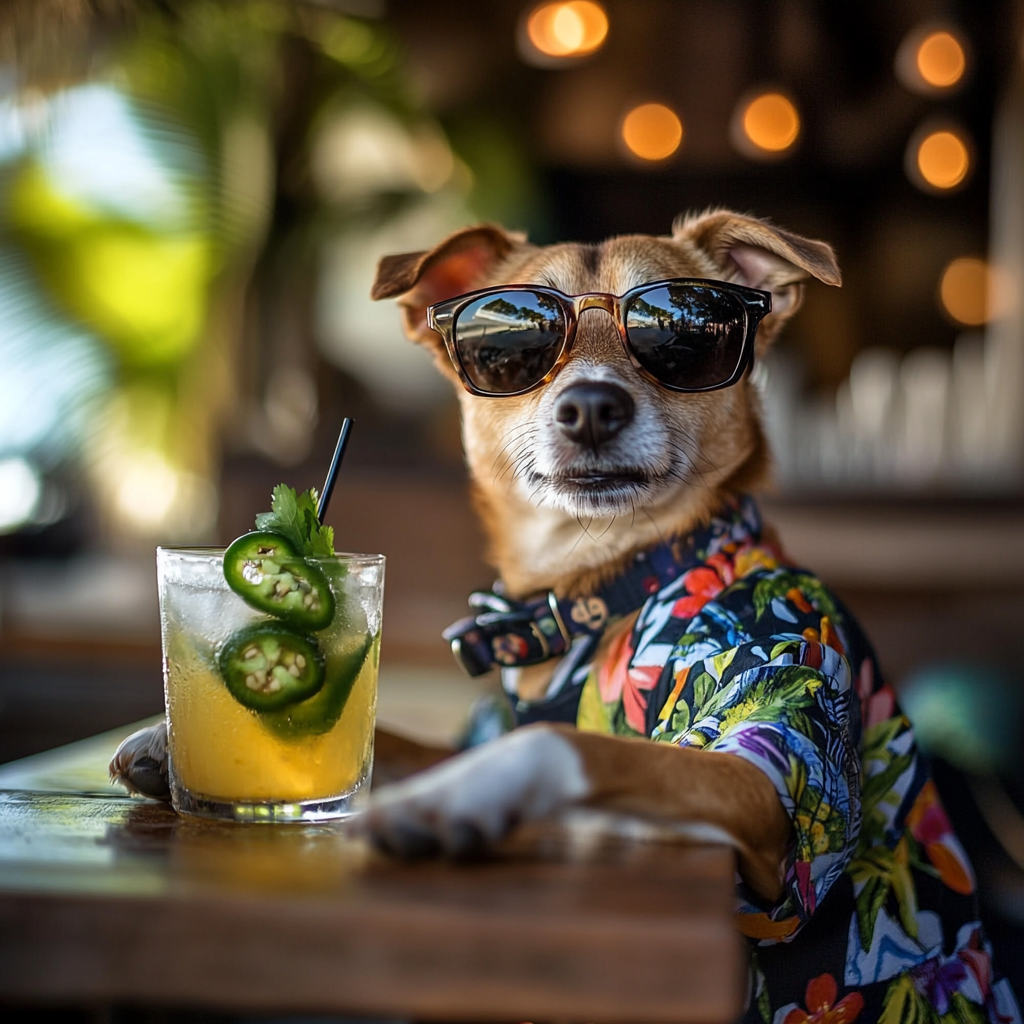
[370,224,527,343]
[674,210,840,338]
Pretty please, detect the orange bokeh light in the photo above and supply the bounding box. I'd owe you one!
[525,1,609,59]
[940,258,1014,326]
[896,23,969,96]
[741,92,800,153]
[621,103,683,161]
[916,31,966,89]
[916,130,970,190]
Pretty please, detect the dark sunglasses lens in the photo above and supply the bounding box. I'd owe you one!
[454,291,566,394]
[624,284,747,389]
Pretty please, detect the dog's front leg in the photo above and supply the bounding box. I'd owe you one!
[359,724,590,859]
[362,723,791,901]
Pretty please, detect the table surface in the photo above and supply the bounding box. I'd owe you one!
[0,721,745,1023]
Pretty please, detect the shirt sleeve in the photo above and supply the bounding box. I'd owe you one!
[656,636,861,944]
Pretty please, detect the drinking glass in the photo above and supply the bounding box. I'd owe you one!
[157,547,384,822]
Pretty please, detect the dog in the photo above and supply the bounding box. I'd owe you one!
[113,210,1020,1023]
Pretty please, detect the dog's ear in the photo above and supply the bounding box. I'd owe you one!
[370,224,527,343]
[674,210,840,339]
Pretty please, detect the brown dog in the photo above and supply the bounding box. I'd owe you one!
[361,211,837,898]
[361,212,1020,1022]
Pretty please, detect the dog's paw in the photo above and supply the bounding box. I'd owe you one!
[109,721,170,800]
[358,725,590,859]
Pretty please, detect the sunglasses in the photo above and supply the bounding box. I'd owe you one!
[426,278,771,397]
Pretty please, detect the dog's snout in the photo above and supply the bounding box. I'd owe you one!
[554,381,635,449]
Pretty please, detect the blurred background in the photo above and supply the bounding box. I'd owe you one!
[2,0,1024,969]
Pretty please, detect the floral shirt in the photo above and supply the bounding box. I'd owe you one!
[506,497,1021,1024]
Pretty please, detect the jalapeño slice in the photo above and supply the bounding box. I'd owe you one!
[217,622,325,712]
[224,531,335,631]
[263,632,377,738]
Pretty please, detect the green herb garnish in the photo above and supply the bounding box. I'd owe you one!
[254,484,335,558]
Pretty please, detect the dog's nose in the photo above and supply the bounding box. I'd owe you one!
[554,382,635,449]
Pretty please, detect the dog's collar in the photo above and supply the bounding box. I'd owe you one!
[442,496,762,677]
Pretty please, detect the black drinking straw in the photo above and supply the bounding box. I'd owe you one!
[316,417,353,524]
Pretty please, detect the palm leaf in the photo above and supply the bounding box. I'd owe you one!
[854,873,889,951]
[880,973,932,1024]
[752,571,841,622]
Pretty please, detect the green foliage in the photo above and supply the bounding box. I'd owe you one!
[255,484,335,557]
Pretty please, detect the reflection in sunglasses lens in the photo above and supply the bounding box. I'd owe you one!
[624,285,746,389]
[454,291,566,394]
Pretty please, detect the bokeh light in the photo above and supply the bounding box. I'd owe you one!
[906,125,972,193]
[621,103,683,162]
[731,90,800,160]
[917,31,966,88]
[523,1,609,60]
[0,458,41,533]
[742,94,800,152]
[939,258,1013,326]
[896,23,969,95]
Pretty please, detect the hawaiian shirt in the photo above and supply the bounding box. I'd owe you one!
[505,497,1021,1024]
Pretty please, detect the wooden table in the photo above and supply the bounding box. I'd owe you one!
[0,721,745,1023]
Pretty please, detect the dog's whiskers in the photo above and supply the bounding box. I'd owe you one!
[492,427,539,484]
[490,423,539,469]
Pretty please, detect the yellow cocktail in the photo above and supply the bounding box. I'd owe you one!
[157,547,384,822]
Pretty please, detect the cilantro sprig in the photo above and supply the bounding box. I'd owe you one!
[254,484,335,557]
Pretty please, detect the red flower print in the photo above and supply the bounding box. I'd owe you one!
[598,627,634,705]
[619,664,661,733]
[705,551,736,586]
[906,780,975,895]
[800,642,823,670]
[958,927,992,1001]
[794,859,817,916]
[671,566,725,619]
[787,587,813,613]
[596,621,663,732]
[783,973,864,1024]
[907,780,954,845]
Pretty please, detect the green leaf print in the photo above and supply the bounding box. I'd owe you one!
[756,968,771,1023]
[710,665,823,741]
[709,646,737,680]
[670,699,690,733]
[770,638,804,660]
[859,714,916,848]
[942,992,991,1024]
[691,671,717,715]
[861,750,915,825]
[855,873,890,952]
[849,836,919,950]
[880,973,933,1024]
[697,663,823,725]
[752,571,841,622]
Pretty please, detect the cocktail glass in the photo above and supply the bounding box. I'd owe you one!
[157,547,384,822]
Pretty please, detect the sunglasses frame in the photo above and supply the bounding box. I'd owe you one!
[426,278,773,398]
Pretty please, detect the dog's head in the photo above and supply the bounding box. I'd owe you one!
[372,211,839,587]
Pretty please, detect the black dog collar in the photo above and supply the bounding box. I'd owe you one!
[442,504,751,677]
